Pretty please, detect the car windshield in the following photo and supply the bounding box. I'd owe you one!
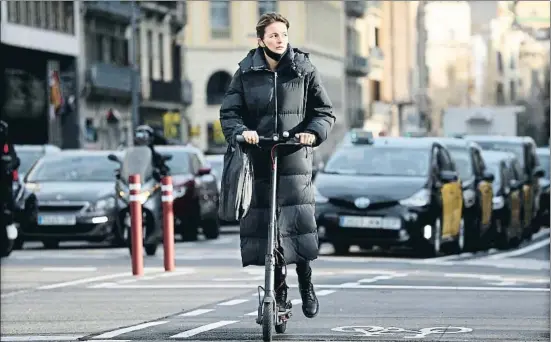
[475,141,525,167]
[27,155,116,182]
[324,146,430,177]
[163,151,191,175]
[448,148,473,180]
[537,153,549,178]
[15,149,44,175]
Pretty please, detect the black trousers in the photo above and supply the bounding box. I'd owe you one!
[275,261,311,287]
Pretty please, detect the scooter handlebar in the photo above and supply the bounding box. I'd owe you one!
[235,131,302,145]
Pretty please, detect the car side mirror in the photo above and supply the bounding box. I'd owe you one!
[439,170,459,183]
[482,171,495,182]
[107,154,121,164]
[533,166,545,178]
[197,166,211,176]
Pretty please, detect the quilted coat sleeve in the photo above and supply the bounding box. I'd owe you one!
[304,66,336,147]
[220,70,249,144]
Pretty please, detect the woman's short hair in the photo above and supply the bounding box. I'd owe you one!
[256,12,290,39]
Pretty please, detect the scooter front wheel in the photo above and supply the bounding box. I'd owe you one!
[262,302,273,342]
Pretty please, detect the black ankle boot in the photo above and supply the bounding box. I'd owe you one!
[297,263,319,318]
[275,267,290,311]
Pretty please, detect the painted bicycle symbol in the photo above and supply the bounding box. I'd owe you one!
[332,325,473,339]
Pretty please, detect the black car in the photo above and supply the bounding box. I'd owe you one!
[463,135,545,237]
[421,137,495,251]
[535,147,549,227]
[315,131,465,256]
[480,150,524,249]
[21,150,123,248]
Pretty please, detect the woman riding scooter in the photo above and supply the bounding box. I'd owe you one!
[219,12,335,319]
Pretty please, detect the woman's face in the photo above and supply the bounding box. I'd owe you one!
[259,21,288,53]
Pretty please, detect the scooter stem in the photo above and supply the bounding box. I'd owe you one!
[264,147,278,301]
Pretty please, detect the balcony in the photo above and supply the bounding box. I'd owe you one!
[85,63,138,101]
[346,54,369,77]
[140,1,187,30]
[84,1,138,23]
[346,1,366,18]
[149,79,183,103]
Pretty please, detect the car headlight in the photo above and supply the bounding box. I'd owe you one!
[89,197,116,212]
[463,189,476,208]
[492,196,504,210]
[314,187,329,204]
[399,188,430,207]
[174,186,187,198]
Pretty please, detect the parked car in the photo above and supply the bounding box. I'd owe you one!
[480,150,524,249]
[315,130,465,256]
[421,137,494,251]
[20,150,122,248]
[463,135,545,238]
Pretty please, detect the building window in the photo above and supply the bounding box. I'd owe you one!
[374,27,380,47]
[258,0,277,17]
[210,0,231,39]
[85,17,129,67]
[8,1,74,35]
[159,33,164,81]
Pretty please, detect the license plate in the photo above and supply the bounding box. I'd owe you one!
[339,216,401,230]
[38,215,76,226]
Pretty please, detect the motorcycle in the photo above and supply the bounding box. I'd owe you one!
[108,146,172,256]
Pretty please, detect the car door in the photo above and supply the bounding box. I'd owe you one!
[473,148,493,227]
[438,147,463,238]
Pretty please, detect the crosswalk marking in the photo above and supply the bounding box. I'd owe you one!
[92,321,168,339]
[179,309,214,317]
[218,299,249,306]
[169,320,239,338]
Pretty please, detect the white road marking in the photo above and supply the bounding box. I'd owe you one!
[92,321,168,339]
[218,299,249,306]
[179,309,214,317]
[170,320,239,338]
[37,272,132,290]
[213,276,264,281]
[317,289,336,296]
[291,298,302,305]
[486,238,550,259]
[1,335,84,341]
[245,311,257,316]
[1,290,30,299]
[41,267,97,272]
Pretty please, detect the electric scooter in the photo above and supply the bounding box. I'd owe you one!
[235,131,304,342]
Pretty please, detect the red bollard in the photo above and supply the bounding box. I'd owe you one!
[129,174,144,276]
[162,176,175,272]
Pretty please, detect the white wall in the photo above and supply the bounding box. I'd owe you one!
[0,1,80,56]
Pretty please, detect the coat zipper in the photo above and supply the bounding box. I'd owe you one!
[273,71,278,135]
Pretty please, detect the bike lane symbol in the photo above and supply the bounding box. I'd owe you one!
[331,326,473,339]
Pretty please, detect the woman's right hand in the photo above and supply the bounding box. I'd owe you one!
[241,130,259,144]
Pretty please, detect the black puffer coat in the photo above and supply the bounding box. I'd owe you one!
[219,46,335,267]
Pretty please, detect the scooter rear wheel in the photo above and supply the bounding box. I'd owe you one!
[262,302,273,342]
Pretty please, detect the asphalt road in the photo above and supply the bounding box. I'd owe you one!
[1,228,549,342]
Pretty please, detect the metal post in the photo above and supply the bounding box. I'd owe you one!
[130,0,140,132]
[161,176,175,272]
[129,174,143,276]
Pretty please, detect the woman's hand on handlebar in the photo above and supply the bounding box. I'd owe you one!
[240,130,259,144]
[295,132,316,146]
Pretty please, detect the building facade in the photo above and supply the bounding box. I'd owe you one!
[183,0,345,157]
[1,1,81,148]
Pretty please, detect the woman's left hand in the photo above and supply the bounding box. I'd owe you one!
[295,132,316,145]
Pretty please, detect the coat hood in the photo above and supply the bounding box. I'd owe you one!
[237,45,314,77]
